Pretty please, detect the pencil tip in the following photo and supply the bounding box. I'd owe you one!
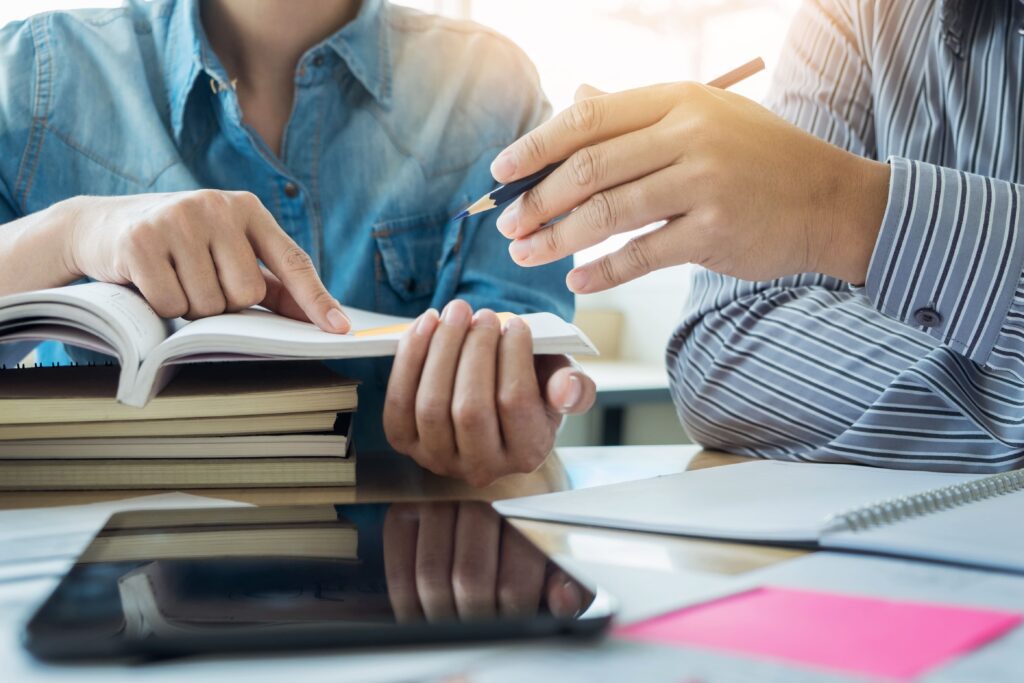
[451,209,469,222]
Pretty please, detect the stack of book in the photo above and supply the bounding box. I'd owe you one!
[0,281,596,490]
[0,361,357,490]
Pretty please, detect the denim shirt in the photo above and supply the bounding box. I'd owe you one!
[0,0,571,448]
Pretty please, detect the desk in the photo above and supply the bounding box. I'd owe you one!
[0,446,810,683]
[7,448,1021,680]
[0,445,802,576]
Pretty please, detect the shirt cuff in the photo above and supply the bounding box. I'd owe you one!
[864,156,1024,362]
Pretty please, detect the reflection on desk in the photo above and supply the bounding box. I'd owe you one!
[0,446,817,683]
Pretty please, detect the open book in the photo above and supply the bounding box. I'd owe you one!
[495,460,1024,575]
[0,283,596,407]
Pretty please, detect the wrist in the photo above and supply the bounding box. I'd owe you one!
[51,196,87,279]
[823,155,890,284]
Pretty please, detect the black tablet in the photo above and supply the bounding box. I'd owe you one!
[23,500,614,661]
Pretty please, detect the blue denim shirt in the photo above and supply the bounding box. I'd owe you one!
[0,0,571,449]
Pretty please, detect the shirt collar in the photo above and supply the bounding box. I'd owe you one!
[164,0,393,143]
[325,0,393,107]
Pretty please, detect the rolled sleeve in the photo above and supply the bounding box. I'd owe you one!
[865,156,1024,368]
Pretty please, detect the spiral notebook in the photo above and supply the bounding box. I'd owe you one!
[495,460,1024,574]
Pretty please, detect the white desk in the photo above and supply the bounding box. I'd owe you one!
[4,447,1021,680]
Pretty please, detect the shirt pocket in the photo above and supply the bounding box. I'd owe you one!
[371,209,453,311]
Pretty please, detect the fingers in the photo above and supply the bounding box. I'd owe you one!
[242,193,349,333]
[259,268,308,321]
[209,231,266,312]
[506,164,689,267]
[450,310,504,487]
[169,242,226,319]
[413,300,472,474]
[536,356,596,416]
[574,83,607,101]
[496,521,547,617]
[497,127,683,243]
[384,309,440,454]
[382,504,424,623]
[567,216,691,293]
[451,503,500,620]
[491,84,676,183]
[497,317,552,474]
[128,258,188,319]
[415,503,457,621]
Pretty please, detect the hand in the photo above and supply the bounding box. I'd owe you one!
[60,190,349,331]
[382,501,587,621]
[382,300,596,487]
[491,82,891,289]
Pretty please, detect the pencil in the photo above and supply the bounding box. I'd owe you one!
[453,56,766,222]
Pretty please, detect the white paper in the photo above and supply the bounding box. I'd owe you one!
[496,460,973,542]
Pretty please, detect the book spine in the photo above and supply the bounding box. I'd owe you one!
[823,468,1024,534]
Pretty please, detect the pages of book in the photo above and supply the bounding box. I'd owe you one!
[0,283,597,407]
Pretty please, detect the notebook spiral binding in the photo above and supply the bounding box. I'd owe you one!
[824,468,1024,534]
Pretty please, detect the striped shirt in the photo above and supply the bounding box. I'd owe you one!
[667,0,1024,472]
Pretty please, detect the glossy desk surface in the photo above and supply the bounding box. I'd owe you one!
[0,445,804,578]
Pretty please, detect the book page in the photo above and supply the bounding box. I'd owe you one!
[0,283,170,364]
[115,305,594,406]
[160,307,594,359]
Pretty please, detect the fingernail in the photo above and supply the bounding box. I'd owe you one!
[415,308,439,336]
[327,307,350,333]
[496,202,519,237]
[441,300,470,327]
[503,315,528,333]
[560,373,583,414]
[491,149,517,181]
[508,238,532,264]
[567,268,590,292]
[472,309,499,328]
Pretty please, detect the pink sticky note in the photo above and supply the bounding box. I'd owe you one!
[617,586,1021,681]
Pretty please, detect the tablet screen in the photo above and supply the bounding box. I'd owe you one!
[24,501,613,660]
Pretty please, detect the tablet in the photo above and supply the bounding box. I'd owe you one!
[23,500,614,661]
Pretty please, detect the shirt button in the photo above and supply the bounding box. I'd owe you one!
[313,55,325,67]
[913,307,943,328]
[284,182,300,199]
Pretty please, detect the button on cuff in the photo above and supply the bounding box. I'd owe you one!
[913,307,943,328]
[284,182,300,199]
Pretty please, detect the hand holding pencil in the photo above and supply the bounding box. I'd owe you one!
[486,57,892,291]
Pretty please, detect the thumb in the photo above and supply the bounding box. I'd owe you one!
[574,83,607,102]
[260,268,350,332]
[543,361,596,416]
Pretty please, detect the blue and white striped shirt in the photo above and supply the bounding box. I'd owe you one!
[668,0,1024,472]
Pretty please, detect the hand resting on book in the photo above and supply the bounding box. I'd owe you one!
[383,300,596,488]
[0,190,350,334]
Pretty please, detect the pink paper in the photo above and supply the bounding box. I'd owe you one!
[617,586,1021,680]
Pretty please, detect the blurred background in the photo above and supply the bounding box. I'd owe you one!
[2,0,801,447]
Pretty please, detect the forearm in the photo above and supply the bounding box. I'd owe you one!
[0,198,79,296]
[864,158,1024,377]
[670,269,1024,472]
